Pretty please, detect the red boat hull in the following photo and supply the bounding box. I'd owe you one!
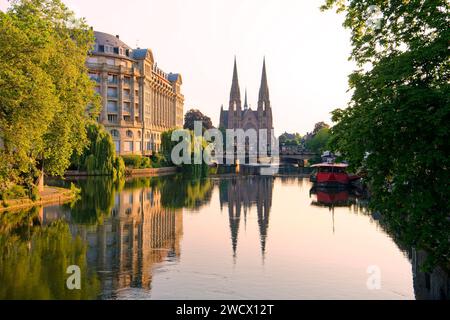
[316,172,350,185]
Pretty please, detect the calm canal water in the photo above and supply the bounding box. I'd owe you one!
[0,174,446,299]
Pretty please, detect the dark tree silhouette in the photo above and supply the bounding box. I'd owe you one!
[184,109,214,131]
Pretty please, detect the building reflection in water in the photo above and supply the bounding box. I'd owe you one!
[219,176,274,260]
[42,184,183,299]
[35,176,448,300]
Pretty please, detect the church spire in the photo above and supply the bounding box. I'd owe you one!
[230,56,241,104]
[258,57,270,103]
[244,88,248,110]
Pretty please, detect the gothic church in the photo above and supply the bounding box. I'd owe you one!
[219,58,274,140]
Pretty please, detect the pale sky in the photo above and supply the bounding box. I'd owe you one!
[1,0,355,135]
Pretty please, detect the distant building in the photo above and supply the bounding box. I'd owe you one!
[219,58,274,154]
[87,31,184,155]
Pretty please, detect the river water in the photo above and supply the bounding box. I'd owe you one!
[0,174,446,299]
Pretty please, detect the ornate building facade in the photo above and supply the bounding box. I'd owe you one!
[219,58,274,153]
[87,31,184,155]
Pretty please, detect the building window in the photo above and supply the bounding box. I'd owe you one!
[135,142,142,151]
[98,45,105,52]
[124,76,131,86]
[107,101,118,112]
[94,86,101,94]
[123,102,131,113]
[123,115,131,122]
[137,131,142,139]
[88,72,100,82]
[126,130,133,138]
[107,87,118,98]
[113,47,119,54]
[123,89,131,100]
[124,141,133,152]
[114,140,120,153]
[108,74,118,84]
[110,129,120,138]
[107,114,118,123]
[106,58,115,66]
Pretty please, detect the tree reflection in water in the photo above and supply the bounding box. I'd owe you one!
[0,207,99,299]
[0,174,448,299]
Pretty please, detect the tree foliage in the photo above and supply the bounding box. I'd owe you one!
[313,121,330,135]
[71,123,124,179]
[306,128,331,154]
[323,0,449,269]
[279,132,302,146]
[0,0,100,193]
[183,109,214,131]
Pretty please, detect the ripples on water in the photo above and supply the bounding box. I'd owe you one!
[0,174,448,299]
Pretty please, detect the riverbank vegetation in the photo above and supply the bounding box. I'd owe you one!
[70,123,125,179]
[161,129,210,176]
[322,0,449,269]
[0,0,100,199]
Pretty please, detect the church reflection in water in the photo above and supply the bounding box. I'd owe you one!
[219,176,274,259]
[34,175,448,300]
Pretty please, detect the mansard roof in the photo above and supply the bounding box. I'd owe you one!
[133,48,154,62]
[168,73,182,84]
[94,31,132,50]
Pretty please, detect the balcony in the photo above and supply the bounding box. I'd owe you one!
[86,62,134,75]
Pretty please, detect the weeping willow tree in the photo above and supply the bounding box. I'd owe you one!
[71,123,125,179]
[161,129,210,177]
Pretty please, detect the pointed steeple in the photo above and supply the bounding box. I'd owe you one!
[258,57,270,103]
[244,88,248,110]
[230,56,241,103]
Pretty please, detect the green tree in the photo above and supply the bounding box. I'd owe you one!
[313,121,330,135]
[305,128,330,154]
[71,123,125,179]
[279,132,302,146]
[0,0,100,194]
[183,109,214,131]
[322,0,449,269]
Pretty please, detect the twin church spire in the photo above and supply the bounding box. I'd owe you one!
[220,56,273,134]
[229,57,270,111]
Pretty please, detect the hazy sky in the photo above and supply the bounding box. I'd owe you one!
[1,0,355,135]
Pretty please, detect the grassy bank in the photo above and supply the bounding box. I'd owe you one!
[0,185,78,213]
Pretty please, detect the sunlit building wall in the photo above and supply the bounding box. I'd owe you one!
[87,31,184,155]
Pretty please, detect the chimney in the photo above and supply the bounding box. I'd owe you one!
[115,35,120,39]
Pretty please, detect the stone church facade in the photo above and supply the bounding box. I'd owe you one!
[219,58,274,154]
